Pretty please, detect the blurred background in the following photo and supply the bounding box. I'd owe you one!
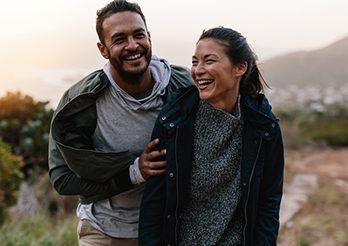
[1,0,347,245]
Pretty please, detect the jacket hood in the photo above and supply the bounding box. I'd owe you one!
[103,55,171,110]
[159,85,280,140]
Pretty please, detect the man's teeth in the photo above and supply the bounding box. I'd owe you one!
[198,80,214,85]
[126,54,141,60]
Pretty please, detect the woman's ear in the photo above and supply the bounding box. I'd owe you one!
[236,61,248,77]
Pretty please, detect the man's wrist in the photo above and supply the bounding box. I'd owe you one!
[129,157,146,185]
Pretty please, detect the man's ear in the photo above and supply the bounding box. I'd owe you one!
[97,42,109,60]
[236,61,248,77]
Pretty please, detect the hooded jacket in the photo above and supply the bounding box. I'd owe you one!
[48,62,193,205]
[139,85,284,246]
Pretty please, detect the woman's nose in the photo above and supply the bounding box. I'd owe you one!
[194,62,205,75]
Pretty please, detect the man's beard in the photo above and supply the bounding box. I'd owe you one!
[108,47,152,85]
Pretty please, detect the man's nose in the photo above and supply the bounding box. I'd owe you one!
[126,37,139,51]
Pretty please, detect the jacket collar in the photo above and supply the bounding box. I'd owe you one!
[158,85,199,130]
[160,85,280,140]
[241,95,280,140]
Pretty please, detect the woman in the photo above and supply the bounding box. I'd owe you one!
[139,27,284,246]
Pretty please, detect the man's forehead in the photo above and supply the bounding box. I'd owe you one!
[103,11,146,34]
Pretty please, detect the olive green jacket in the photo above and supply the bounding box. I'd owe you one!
[48,65,193,204]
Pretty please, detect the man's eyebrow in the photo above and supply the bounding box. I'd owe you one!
[133,27,146,33]
[111,32,125,41]
[111,28,146,41]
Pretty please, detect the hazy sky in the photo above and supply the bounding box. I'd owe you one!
[1,0,348,107]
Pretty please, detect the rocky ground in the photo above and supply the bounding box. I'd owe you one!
[10,146,348,245]
[278,147,348,246]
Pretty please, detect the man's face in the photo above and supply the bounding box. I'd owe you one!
[98,11,152,84]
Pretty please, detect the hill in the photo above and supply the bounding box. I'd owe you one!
[261,34,348,89]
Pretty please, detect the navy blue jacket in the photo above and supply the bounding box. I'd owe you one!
[139,85,284,246]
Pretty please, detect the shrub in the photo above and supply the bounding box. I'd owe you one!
[0,140,23,223]
[0,91,54,171]
[276,111,316,149]
[277,105,348,148]
[299,109,348,147]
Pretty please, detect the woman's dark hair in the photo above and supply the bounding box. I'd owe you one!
[198,27,269,98]
[96,0,148,45]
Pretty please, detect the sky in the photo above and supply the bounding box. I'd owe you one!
[1,0,348,108]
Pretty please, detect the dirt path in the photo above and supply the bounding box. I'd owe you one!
[278,147,348,245]
[280,174,318,227]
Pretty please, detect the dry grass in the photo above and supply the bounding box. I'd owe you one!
[278,147,348,246]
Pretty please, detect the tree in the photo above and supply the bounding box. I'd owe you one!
[0,140,23,223]
[0,91,54,173]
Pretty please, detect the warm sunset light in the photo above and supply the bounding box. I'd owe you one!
[1,1,348,245]
[1,0,348,108]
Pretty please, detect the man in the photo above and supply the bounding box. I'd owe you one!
[48,0,193,245]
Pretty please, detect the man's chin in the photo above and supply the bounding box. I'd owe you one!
[110,53,151,84]
[118,67,148,85]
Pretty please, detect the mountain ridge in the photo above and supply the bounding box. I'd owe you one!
[261,34,348,88]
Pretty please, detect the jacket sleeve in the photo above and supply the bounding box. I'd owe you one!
[253,127,284,245]
[48,133,133,196]
[139,118,167,246]
[48,90,134,196]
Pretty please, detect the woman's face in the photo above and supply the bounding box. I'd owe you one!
[191,38,246,113]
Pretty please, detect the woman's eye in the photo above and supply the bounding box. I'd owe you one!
[206,59,215,63]
[192,60,198,65]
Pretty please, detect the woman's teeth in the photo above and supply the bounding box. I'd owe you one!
[198,80,214,85]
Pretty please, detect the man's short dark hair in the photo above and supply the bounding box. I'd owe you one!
[96,0,148,45]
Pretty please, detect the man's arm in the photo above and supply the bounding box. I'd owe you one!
[138,138,166,180]
[49,133,125,195]
[49,133,166,196]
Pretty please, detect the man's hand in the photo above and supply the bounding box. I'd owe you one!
[139,138,166,180]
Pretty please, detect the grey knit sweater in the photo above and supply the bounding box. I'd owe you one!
[178,97,245,246]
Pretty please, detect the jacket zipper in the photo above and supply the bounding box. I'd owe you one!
[174,126,180,246]
[243,136,262,246]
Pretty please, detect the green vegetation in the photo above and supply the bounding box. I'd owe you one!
[0,140,23,224]
[0,213,79,246]
[0,91,54,170]
[299,110,348,147]
[277,105,348,148]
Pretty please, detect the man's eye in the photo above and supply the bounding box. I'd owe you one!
[114,38,124,44]
[191,60,198,65]
[206,59,215,63]
[135,33,145,38]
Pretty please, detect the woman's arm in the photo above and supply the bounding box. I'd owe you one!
[254,128,285,245]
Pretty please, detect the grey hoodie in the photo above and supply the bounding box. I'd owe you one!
[77,55,175,238]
